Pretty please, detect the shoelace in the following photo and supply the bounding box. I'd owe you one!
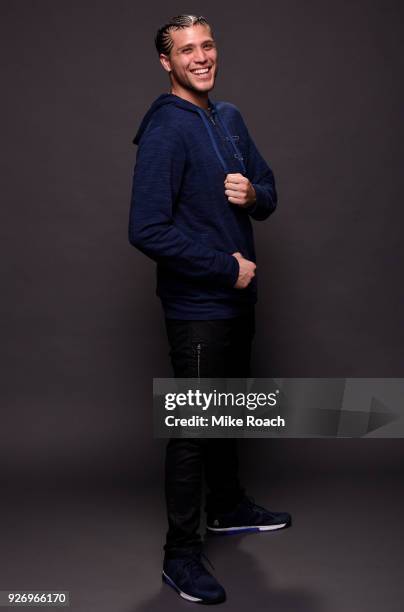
[183,552,215,578]
[243,495,272,516]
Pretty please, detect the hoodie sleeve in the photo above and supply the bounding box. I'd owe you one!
[129,124,239,287]
[238,114,278,221]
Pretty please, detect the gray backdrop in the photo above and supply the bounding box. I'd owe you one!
[1,0,403,487]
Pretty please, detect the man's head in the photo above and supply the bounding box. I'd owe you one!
[155,15,218,101]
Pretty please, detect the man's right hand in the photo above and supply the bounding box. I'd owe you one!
[232,252,256,289]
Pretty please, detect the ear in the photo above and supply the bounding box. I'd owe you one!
[159,54,172,73]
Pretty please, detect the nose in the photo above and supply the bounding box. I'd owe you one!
[193,47,208,63]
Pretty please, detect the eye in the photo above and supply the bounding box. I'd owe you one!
[182,48,192,53]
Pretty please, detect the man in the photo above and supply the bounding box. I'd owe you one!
[129,14,291,605]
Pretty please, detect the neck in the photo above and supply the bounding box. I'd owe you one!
[169,86,210,111]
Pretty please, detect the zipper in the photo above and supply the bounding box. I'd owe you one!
[207,105,215,125]
[196,343,201,378]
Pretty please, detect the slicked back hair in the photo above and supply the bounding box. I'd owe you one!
[155,14,212,56]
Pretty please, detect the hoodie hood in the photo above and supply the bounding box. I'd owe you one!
[133,93,214,145]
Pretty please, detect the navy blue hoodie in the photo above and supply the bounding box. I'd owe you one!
[129,93,277,319]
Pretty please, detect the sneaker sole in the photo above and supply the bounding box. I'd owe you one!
[162,571,226,604]
[207,521,290,535]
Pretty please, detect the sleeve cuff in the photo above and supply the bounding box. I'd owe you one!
[246,183,276,220]
[223,253,240,288]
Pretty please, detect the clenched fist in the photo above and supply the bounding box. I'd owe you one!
[224,173,256,208]
[232,252,256,289]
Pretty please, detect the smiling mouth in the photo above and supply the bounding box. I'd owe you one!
[190,66,212,76]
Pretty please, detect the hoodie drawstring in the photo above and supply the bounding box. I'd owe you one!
[196,106,246,176]
[197,108,230,174]
[214,110,247,175]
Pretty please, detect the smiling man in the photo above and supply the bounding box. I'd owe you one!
[129,14,291,605]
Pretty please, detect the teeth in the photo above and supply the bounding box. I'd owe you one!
[192,68,209,74]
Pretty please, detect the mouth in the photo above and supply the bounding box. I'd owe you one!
[190,66,213,78]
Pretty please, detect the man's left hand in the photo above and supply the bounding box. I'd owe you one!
[224,173,256,208]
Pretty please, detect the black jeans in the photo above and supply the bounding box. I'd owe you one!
[164,310,255,556]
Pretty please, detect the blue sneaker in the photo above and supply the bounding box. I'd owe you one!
[163,551,226,604]
[207,496,292,535]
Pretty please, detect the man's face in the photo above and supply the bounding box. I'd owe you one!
[160,24,218,94]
